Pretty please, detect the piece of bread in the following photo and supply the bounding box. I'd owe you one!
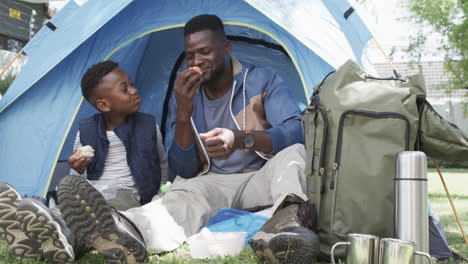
[190,66,202,73]
[76,145,95,158]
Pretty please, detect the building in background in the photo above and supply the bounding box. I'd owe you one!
[0,0,59,97]
[0,0,50,52]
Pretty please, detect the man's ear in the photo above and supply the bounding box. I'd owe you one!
[95,98,110,112]
[224,39,232,55]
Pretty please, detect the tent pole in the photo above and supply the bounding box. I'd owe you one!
[0,49,24,78]
[372,38,401,78]
[434,160,468,247]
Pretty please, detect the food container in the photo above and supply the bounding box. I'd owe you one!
[187,228,247,259]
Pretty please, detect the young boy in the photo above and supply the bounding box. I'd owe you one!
[0,61,165,263]
[68,60,168,209]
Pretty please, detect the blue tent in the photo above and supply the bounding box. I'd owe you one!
[0,0,374,197]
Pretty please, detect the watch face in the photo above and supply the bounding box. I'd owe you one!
[243,133,255,148]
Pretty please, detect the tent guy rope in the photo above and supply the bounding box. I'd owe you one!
[434,160,468,247]
[372,37,401,78]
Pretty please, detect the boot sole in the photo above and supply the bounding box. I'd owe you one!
[269,230,319,264]
[249,231,278,263]
[16,199,74,264]
[0,183,42,260]
[57,176,148,264]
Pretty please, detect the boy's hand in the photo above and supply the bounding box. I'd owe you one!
[199,128,237,160]
[67,150,92,175]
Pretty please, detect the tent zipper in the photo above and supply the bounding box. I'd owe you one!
[330,110,411,190]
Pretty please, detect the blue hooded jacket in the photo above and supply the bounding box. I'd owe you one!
[164,57,304,178]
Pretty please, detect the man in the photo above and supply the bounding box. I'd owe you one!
[161,14,320,262]
[52,15,319,264]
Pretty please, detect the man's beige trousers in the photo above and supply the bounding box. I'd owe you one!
[122,144,307,253]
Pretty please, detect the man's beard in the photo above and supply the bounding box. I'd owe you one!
[203,63,226,84]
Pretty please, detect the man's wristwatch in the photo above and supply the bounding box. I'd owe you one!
[242,130,255,149]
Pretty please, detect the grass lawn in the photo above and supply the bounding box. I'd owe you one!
[427,168,468,263]
[1,168,467,263]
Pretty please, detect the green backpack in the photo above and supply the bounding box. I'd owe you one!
[303,60,468,257]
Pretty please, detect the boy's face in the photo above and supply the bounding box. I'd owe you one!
[94,68,141,114]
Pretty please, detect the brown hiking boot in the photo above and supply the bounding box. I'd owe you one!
[0,182,43,261]
[16,198,77,263]
[249,194,319,264]
[57,176,148,264]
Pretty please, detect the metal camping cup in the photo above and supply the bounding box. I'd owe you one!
[379,238,432,264]
[331,234,380,264]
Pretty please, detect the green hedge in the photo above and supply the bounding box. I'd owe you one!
[0,73,15,96]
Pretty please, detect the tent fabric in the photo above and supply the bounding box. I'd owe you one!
[429,216,453,259]
[22,1,83,56]
[0,0,374,197]
[245,0,372,68]
[429,202,453,259]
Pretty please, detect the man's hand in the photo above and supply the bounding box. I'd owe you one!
[199,128,238,160]
[174,68,203,120]
[174,68,202,148]
[67,150,92,175]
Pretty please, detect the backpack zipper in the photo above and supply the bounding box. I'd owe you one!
[309,93,330,193]
[330,110,411,189]
[316,106,329,193]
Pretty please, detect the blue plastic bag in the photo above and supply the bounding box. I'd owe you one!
[206,208,269,248]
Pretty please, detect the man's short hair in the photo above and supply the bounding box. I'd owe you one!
[81,60,119,102]
[184,14,225,38]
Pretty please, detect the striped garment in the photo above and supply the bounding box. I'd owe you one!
[70,125,169,201]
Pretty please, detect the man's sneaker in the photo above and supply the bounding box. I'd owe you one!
[57,176,148,264]
[0,182,42,260]
[16,198,75,264]
[249,194,320,264]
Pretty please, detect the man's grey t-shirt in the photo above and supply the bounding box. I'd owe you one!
[201,87,265,174]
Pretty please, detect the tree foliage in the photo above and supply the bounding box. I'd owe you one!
[404,0,467,89]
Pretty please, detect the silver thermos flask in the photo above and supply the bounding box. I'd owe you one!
[395,151,430,264]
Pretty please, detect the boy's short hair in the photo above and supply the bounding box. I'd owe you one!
[81,60,119,102]
[184,14,225,38]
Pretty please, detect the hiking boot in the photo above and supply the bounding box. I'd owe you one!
[249,194,320,264]
[16,198,75,263]
[0,182,42,260]
[57,176,148,264]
